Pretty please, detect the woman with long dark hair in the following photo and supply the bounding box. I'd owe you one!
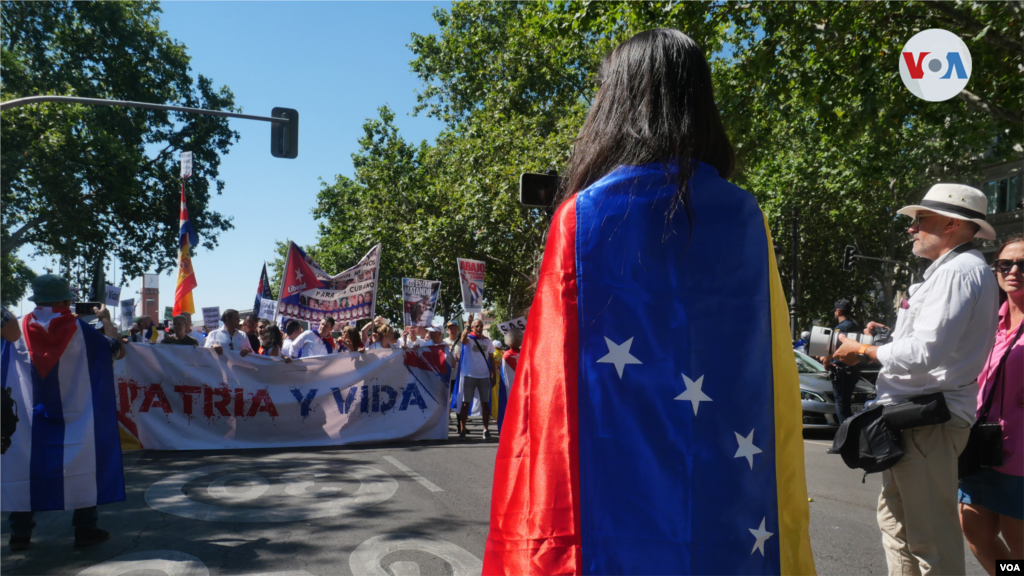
[960,234,1024,574]
[483,29,813,575]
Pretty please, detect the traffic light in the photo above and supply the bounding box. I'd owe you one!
[842,245,857,271]
[270,107,299,159]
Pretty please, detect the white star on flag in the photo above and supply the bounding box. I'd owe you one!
[749,517,774,556]
[674,374,711,415]
[597,337,642,379]
[734,429,763,469]
[294,268,305,282]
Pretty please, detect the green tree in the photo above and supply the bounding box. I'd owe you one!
[1,0,239,298]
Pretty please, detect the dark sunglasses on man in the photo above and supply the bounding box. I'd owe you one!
[993,259,1024,274]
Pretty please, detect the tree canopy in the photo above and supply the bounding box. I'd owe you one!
[1,0,240,303]
[298,1,1022,330]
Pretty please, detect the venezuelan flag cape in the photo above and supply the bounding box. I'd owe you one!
[484,161,814,575]
[496,349,518,431]
[1,309,126,512]
[173,186,199,316]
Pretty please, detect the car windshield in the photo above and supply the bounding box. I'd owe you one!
[794,350,825,374]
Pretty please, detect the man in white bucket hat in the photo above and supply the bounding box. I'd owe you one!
[833,183,999,575]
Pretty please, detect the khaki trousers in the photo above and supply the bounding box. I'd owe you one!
[877,414,972,576]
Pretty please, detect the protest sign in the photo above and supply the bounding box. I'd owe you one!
[119,299,135,331]
[180,151,192,178]
[498,317,527,335]
[258,298,277,321]
[402,278,441,327]
[114,347,450,450]
[104,285,122,307]
[277,242,381,324]
[457,258,486,314]
[164,306,173,321]
[202,307,221,330]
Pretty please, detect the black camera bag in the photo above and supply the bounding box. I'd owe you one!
[828,404,904,477]
[882,392,951,430]
[1,386,19,455]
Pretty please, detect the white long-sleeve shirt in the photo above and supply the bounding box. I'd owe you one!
[203,327,252,353]
[282,329,333,358]
[874,243,998,423]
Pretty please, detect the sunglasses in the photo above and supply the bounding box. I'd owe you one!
[994,259,1024,274]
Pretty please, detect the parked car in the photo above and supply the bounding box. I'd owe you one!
[795,350,876,429]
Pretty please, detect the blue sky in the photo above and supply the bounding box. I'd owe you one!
[13,1,449,320]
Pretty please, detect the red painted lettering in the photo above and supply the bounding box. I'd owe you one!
[246,389,279,418]
[173,385,202,416]
[203,384,232,417]
[139,384,173,414]
[234,388,245,417]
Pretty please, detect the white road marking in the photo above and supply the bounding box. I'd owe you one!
[77,550,208,576]
[804,440,833,447]
[384,455,443,492]
[350,534,482,576]
[145,463,397,522]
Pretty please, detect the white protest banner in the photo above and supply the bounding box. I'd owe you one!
[402,278,441,327]
[277,242,381,324]
[258,298,277,321]
[104,285,122,307]
[202,306,221,330]
[498,316,527,335]
[114,346,450,450]
[119,299,135,331]
[180,151,193,178]
[457,258,485,314]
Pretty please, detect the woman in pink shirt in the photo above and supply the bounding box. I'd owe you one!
[960,234,1024,574]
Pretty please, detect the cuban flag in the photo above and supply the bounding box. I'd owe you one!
[484,161,814,575]
[403,344,450,410]
[173,185,199,316]
[450,334,491,416]
[254,263,274,318]
[1,309,126,512]
[496,348,518,432]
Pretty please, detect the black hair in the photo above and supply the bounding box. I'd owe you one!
[221,308,239,323]
[285,319,302,336]
[323,316,335,327]
[261,325,284,351]
[563,29,734,229]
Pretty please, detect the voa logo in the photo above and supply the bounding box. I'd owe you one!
[899,29,972,102]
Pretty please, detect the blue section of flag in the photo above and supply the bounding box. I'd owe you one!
[179,216,198,249]
[573,162,779,574]
[80,320,126,505]
[30,358,66,511]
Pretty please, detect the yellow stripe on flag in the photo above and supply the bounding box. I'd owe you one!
[763,213,816,575]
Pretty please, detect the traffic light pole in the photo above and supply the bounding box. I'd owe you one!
[0,95,289,124]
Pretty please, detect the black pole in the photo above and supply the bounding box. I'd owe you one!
[790,207,799,343]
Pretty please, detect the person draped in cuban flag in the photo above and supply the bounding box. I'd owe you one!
[451,313,494,439]
[495,329,522,433]
[483,29,814,575]
[2,274,127,551]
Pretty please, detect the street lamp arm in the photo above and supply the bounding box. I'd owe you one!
[0,95,289,124]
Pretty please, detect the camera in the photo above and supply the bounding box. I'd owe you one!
[807,326,877,358]
[870,325,893,346]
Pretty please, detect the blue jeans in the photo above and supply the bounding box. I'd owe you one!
[8,506,97,538]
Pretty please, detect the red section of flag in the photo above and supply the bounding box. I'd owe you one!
[404,347,448,373]
[483,197,581,575]
[22,310,79,379]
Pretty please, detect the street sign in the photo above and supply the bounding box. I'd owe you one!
[842,245,857,271]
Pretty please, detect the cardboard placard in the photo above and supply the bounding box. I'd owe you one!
[104,285,122,308]
[180,151,193,178]
[119,299,135,331]
[457,258,485,314]
[258,298,277,321]
[202,307,221,331]
[498,316,527,335]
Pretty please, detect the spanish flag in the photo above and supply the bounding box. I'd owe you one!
[484,161,815,575]
[172,185,199,316]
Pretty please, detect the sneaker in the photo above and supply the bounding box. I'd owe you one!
[9,536,30,551]
[74,528,110,548]
[458,429,466,438]
[483,430,492,440]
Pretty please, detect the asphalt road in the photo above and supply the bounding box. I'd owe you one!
[1,422,988,575]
